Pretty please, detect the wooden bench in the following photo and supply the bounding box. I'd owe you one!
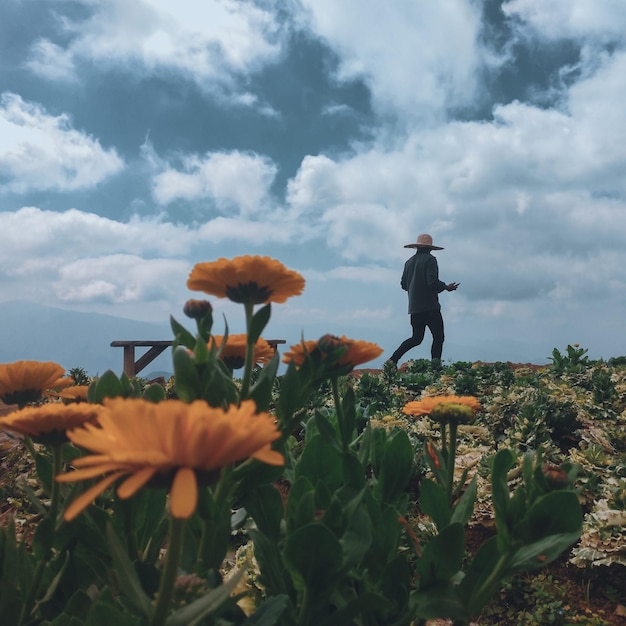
[111,339,286,377]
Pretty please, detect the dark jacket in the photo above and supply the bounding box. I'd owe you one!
[401,249,446,314]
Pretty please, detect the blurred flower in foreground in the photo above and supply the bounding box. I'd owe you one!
[0,403,105,445]
[209,334,275,369]
[283,334,383,371]
[52,385,90,403]
[403,395,481,424]
[0,360,73,407]
[57,398,284,520]
[187,255,305,305]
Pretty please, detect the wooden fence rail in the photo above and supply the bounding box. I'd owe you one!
[111,339,286,377]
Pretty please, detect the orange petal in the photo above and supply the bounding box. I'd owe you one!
[169,467,197,519]
[63,471,126,521]
[252,446,285,466]
[116,467,157,500]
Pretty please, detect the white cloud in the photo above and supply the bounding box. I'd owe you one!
[0,207,192,260]
[0,93,123,193]
[153,150,278,216]
[55,254,189,304]
[503,0,626,42]
[28,0,286,101]
[299,0,484,120]
[25,40,77,82]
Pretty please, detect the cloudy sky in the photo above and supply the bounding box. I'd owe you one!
[1,0,625,367]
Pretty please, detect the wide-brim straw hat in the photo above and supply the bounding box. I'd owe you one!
[404,233,444,250]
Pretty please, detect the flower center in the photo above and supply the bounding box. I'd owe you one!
[225,281,273,304]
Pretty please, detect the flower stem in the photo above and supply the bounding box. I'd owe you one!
[330,377,347,450]
[240,302,255,400]
[447,422,458,503]
[151,517,186,626]
[19,560,45,626]
[50,443,63,528]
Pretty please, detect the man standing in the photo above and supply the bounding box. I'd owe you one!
[387,233,459,367]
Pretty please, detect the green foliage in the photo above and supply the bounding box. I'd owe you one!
[0,294,597,626]
[68,366,91,386]
[591,367,616,404]
[550,344,590,374]
[87,370,165,404]
[354,372,393,413]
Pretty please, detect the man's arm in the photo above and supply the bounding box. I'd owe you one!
[425,257,447,293]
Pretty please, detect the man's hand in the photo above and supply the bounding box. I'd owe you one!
[446,282,460,291]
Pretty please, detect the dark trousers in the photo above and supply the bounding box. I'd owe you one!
[390,309,445,363]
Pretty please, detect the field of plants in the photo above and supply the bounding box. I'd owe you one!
[0,255,624,625]
[350,347,626,624]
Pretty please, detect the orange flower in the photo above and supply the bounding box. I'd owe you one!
[57,398,283,520]
[0,403,104,444]
[209,334,275,369]
[283,334,383,370]
[403,395,481,417]
[405,395,481,426]
[281,340,319,367]
[52,385,90,402]
[0,360,73,406]
[187,255,305,305]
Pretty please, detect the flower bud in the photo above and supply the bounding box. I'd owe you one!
[183,299,213,320]
[318,333,348,355]
[431,402,476,425]
[542,464,570,489]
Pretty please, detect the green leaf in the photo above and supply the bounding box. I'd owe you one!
[283,523,343,593]
[415,522,464,587]
[419,477,451,530]
[491,449,516,546]
[166,570,243,626]
[170,315,197,350]
[172,346,202,402]
[342,453,366,491]
[85,587,142,626]
[375,430,413,505]
[34,452,53,497]
[317,592,388,626]
[339,505,372,569]
[36,550,70,608]
[510,530,582,572]
[17,475,47,517]
[457,535,504,616]
[242,484,284,542]
[131,489,167,560]
[361,495,401,574]
[380,554,412,620]
[450,475,478,527]
[142,383,165,402]
[314,411,343,452]
[249,353,280,412]
[295,435,344,493]
[509,490,583,571]
[48,590,93,625]
[338,386,357,448]
[249,304,271,344]
[527,490,582,538]
[105,523,152,618]
[32,516,54,558]
[88,370,123,403]
[413,581,468,622]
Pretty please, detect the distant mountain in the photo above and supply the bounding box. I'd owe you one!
[0,301,177,378]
